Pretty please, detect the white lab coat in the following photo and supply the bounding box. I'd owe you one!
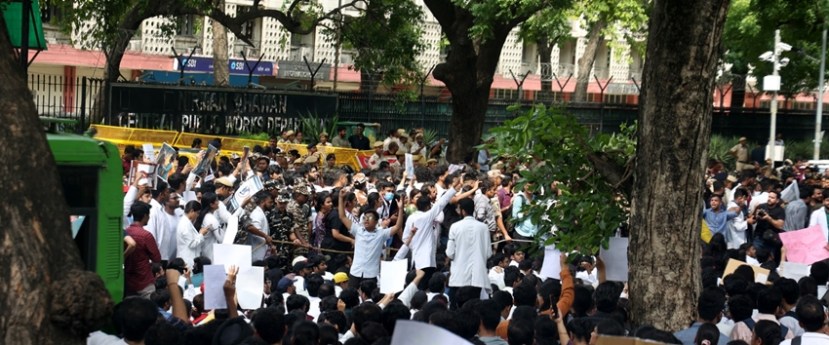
[176,217,204,267]
[809,207,829,243]
[404,188,457,269]
[446,216,491,290]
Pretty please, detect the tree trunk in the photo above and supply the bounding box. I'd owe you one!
[573,18,606,103]
[212,0,230,87]
[0,17,112,345]
[360,69,383,94]
[537,36,554,102]
[423,2,513,163]
[95,33,133,125]
[629,0,729,332]
[730,65,748,112]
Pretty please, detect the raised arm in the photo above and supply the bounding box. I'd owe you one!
[338,188,353,230]
[389,196,407,236]
[165,269,192,325]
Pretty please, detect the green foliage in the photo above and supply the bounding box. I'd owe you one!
[722,0,829,97]
[299,112,339,145]
[335,0,426,88]
[484,104,632,253]
[238,131,271,141]
[421,128,437,146]
[708,134,740,168]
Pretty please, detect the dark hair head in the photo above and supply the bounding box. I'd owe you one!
[753,320,782,345]
[144,319,183,345]
[508,321,534,345]
[184,200,202,214]
[323,310,347,335]
[728,294,754,321]
[693,323,720,345]
[475,299,502,331]
[697,288,727,322]
[513,281,537,307]
[596,318,626,337]
[457,198,474,216]
[410,290,428,310]
[286,294,310,313]
[352,303,382,334]
[799,276,818,298]
[572,285,595,317]
[113,297,160,342]
[306,274,324,297]
[773,278,799,305]
[811,261,829,285]
[129,201,152,222]
[291,320,320,345]
[796,295,826,332]
[428,273,447,293]
[339,288,360,309]
[194,192,218,229]
[756,286,783,314]
[252,307,286,343]
[722,275,749,297]
[566,318,594,342]
[594,282,623,313]
[381,302,411,335]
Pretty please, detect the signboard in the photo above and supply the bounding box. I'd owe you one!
[175,56,275,76]
[109,83,337,135]
[277,60,332,81]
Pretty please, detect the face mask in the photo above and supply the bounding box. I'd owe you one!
[753,191,761,197]
[384,192,394,202]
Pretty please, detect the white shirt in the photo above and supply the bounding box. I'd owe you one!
[779,332,829,345]
[307,296,322,321]
[446,216,492,289]
[176,217,204,267]
[726,201,748,249]
[489,267,506,291]
[405,188,457,269]
[809,208,829,243]
[247,206,269,261]
[349,223,392,278]
[201,213,222,261]
[146,199,182,260]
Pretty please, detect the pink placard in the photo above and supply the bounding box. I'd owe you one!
[779,225,829,264]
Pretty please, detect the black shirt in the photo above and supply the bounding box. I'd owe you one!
[754,203,785,238]
[348,135,371,150]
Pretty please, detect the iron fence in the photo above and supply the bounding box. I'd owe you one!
[28,73,105,133]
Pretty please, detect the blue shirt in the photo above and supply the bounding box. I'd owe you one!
[703,206,738,235]
[512,193,537,237]
[674,322,730,345]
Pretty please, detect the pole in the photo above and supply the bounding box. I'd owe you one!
[768,29,780,162]
[333,0,342,91]
[815,27,827,160]
[20,0,31,80]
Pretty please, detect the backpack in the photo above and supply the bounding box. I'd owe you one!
[741,318,788,339]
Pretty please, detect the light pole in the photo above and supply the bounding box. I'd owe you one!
[815,27,827,160]
[761,29,791,162]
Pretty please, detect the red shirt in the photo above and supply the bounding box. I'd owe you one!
[124,223,161,294]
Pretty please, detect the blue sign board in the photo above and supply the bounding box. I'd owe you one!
[176,56,274,76]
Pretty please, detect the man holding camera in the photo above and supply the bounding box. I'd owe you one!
[748,191,785,261]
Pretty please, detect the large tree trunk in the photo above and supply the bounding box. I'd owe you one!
[629,0,729,331]
[423,2,512,163]
[573,18,606,103]
[0,17,112,345]
[537,36,554,102]
[730,65,749,112]
[212,0,230,87]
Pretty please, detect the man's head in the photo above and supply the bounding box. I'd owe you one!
[767,191,780,207]
[338,127,346,137]
[796,295,826,332]
[697,288,726,323]
[113,297,159,342]
[362,210,380,230]
[252,307,286,343]
[129,201,152,225]
[457,198,474,218]
[709,195,722,210]
[355,125,364,136]
[756,286,783,315]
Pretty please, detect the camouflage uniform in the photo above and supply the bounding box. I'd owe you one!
[266,200,294,266]
[287,183,312,256]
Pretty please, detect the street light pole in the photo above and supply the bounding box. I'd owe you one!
[768,29,781,161]
[815,27,827,160]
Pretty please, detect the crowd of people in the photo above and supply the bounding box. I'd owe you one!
[87,130,829,345]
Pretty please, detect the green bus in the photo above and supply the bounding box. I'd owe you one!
[48,131,124,303]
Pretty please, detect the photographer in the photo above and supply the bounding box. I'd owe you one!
[747,191,785,263]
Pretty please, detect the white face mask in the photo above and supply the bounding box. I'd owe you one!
[753,191,761,197]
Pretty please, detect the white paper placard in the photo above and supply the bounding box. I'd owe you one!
[599,237,629,282]
[391,320,473,345]
[203,265,228,309]
[213,243,252,268]
[222,215,240,245]
[539,244,562,280]
[236,266,264,310]
[142,143,156,161]
[779,261,811,282]
[380,260,409,294]
[232,177,264,209]
[404,153,414,177]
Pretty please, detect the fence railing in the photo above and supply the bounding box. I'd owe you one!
[28,73,105,133]
[28,76,829,143]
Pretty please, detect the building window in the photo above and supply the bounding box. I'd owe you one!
[177,15,197,37]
